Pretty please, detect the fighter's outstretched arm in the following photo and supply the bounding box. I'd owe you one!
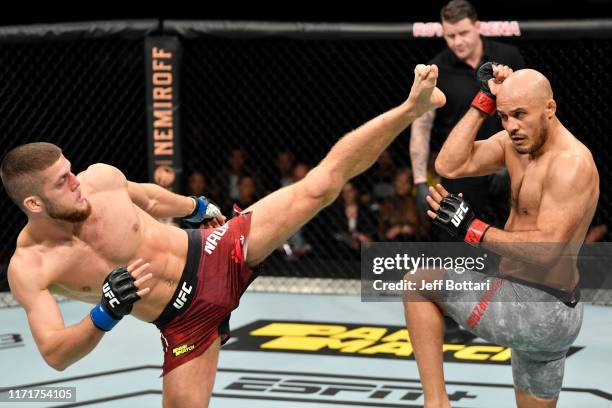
[127,180,226,226]
[8,257,151,371]
[127,180,197,219]
[84,163,224,224]
[82,163,197,220]
[8,263,103,371]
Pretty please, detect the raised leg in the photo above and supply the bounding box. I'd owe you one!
[245,64,446,265]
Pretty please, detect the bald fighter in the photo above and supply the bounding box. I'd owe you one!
[404,63,599,407]
[2,64,445,408]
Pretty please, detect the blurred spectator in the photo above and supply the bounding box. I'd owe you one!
[264,150,295,194]
[232,175,258,213]
[284,163,313,259]
[360,149,396,205]
[186,169,216,199]
[187,170,206,196]
[380,168,429,242]
[328,182,377,257]
[214,147,255,211]
[292,163,310,183]
[277,151,295,186]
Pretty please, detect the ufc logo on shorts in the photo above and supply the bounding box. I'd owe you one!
[451,203,469,227]
[173,282,193,310]
[102,282,120,308]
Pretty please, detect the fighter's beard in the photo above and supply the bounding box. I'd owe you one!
[514,116,549,155]
[529,118,549,155]
[46,200,92,222]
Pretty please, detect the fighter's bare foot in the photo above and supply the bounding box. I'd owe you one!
[407,64,446,116]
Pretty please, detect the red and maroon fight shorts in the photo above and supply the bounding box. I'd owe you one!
[152,213,261,376]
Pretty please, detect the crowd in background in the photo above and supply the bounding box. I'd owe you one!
[0,0,610,290]
[182,147,609,264]
[182,147,433,261]
[0,145,608,292]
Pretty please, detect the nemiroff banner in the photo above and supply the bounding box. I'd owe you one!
[145,37,182,191]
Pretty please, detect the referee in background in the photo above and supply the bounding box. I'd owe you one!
[410,0,526,234]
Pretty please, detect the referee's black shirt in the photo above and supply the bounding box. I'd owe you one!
[428,36,525,227]
[429,36,526,151]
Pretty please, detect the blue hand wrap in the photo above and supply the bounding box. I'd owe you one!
[90,303,121,332]
[183,196,209,223]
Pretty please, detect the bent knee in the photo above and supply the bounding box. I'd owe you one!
[301,166,344,206]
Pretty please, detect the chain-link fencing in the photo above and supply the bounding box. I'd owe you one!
[0,21,610,305]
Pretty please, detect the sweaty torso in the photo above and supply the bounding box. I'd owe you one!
[13,165,188,322]
[500,130,599,289]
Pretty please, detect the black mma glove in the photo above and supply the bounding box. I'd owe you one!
[90,267,140,331]
[471,61,499,116]
[432,194,491,246]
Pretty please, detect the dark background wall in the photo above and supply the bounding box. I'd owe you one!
[0,5,610,287]
[0,1,611,26]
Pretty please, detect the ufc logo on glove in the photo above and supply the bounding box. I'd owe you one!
[452,203,469,227]
[102,282,120,308]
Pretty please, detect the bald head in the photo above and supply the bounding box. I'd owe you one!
[495,68,558,156]
[498,69,553,105]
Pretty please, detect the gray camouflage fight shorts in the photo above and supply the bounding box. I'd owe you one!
[440,269,583,400]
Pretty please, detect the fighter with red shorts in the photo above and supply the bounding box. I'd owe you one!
[4,64,445,407]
